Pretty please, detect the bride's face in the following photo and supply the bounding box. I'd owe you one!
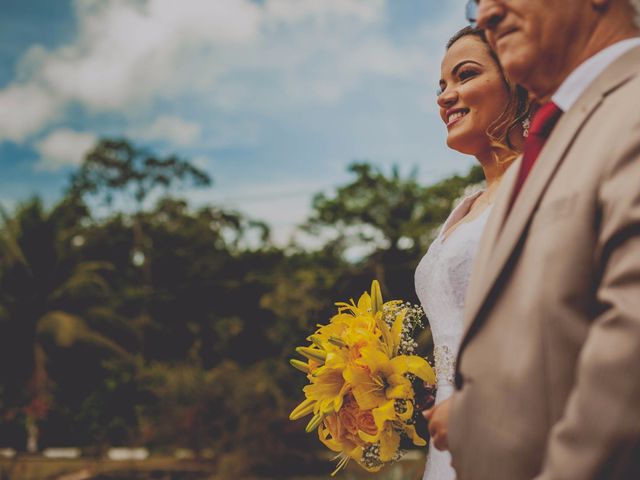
[438,35,510,157]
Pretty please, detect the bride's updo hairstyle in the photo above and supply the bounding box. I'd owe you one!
[447,26,533,163]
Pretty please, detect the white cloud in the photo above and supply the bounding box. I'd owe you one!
[0,0,427,144]
[0,198,17,213]
[130,115,202,146]
[3,0,262,126]
[43,0,261,110]
[0,83,62,142]
[35,129,98,171]
[263,0,384,26]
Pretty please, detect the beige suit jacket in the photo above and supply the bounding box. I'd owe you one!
[448,46,640,480]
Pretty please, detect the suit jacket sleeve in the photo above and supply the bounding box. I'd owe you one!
[534,123,640,479]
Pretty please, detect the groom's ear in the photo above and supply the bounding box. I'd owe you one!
[590,0,611,12]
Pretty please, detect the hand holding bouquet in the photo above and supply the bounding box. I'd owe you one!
[289,281,435,474]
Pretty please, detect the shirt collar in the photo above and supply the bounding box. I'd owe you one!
[552,37,640,112]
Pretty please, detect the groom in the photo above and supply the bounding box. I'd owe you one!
[428,0,640,478]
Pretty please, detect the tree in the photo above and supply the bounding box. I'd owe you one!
[67,139,211,208]
[63,140,215,364]
[306,162,483,255]
[304,162,483,297]
[0,197,130,451]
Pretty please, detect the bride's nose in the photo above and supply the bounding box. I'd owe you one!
[437,86,458,109]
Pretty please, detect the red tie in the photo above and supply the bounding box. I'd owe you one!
[512,101,563,201]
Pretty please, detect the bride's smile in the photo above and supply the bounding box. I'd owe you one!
[445,108,469,128]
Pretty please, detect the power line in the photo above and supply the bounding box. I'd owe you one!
[212,186,334,204]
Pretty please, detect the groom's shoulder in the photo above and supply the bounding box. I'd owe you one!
[591,63,640,133]
[603,81,640,146]
[600,47,640,107]
[583,70,640,181]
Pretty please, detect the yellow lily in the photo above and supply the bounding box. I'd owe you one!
[349,345,435,408]
[290,341,351,422]
[379,423,401,462]
[370,280,383,315]
[289,279,436,473]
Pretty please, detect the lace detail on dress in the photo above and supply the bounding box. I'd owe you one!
[415,191,492,480]
[434,345,456,387]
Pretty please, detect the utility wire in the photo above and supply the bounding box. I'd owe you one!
[212,186,334,204]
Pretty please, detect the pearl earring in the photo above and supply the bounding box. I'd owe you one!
[522,117,531,138]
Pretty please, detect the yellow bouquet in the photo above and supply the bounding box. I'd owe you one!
[289,280,435,475]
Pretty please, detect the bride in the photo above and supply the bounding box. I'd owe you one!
[416,26,532,480]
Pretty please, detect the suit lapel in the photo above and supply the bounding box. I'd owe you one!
[460,45,640,350]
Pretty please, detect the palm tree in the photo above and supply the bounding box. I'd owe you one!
[0,197,130,452]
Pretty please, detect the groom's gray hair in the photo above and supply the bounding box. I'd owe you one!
[631,0,640,27]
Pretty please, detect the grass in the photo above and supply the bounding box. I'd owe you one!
[0,452,426,480]
[0,456,213,480]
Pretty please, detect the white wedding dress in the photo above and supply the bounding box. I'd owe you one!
[415,191,491,480]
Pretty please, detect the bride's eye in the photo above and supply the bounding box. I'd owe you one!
[459,69,479,81]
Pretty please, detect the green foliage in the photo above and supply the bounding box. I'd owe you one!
[0,140,483,478]
[0,196,132,451]
[306,162,483,258]
[67,138,211,207]
[303,161,483,307]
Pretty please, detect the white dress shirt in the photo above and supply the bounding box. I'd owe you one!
[553,37,640,111]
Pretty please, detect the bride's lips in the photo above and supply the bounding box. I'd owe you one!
[445,108,470,129]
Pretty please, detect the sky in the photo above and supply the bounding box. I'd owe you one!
[0,0,474,244]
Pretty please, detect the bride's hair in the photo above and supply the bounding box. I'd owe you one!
[446,26,533,164]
